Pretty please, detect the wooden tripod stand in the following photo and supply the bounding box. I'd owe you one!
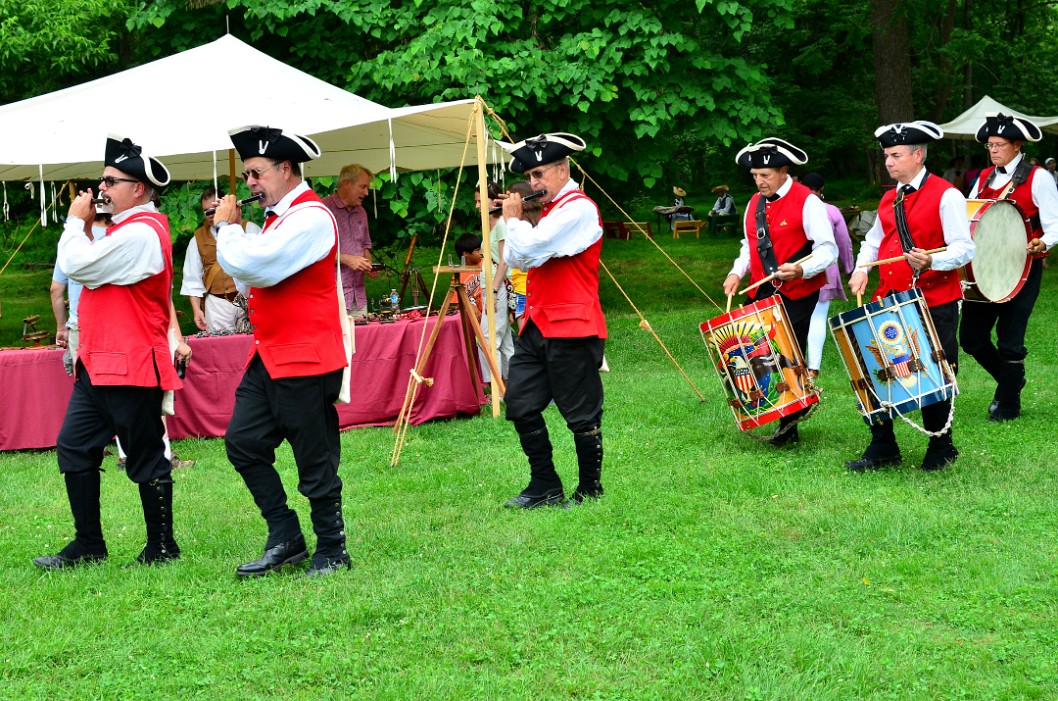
[392,266,505,434]
[396,233,432,307]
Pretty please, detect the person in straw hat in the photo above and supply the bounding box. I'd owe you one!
[709,184,735,217]
[847,120,974,472]
[722,137,837,447]
[960,113,1058,422]
[213,125,351,578]
[36,135,185,570]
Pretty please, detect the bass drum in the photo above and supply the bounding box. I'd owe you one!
[961,198,1032,303]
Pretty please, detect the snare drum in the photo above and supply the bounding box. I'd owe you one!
[700,295,817,431]
[829,288,957,425]
[962,199,1032,302]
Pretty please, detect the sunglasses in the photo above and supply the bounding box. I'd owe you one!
[241,163,280,181]
[99,176,140,187]
[524,162,562,181]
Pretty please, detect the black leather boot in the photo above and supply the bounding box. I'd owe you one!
[34,470,108,570]
[571,428,604,503]
[845,420,901,472]
[306,497,350,578]
[921,400,958,471]
[136,475,180,565]
[989,357,1025,422]
[506,419,564,509]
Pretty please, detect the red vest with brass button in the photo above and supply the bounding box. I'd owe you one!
[743,183,824,301]
[78,212,183,390]
[976,164,1046,259]
[245,189,347,378]
[874,173,962,306]
[523,189,608,339]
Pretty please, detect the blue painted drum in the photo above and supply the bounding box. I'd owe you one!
[829,288,958,425]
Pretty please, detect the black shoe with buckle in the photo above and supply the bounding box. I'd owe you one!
[768,426,799,447]
[236,534,308,577]
[306,553,351,579]
[504,487,565,509]
[33,540,107,571]
[845,453,901,473]
[921,446,958,472]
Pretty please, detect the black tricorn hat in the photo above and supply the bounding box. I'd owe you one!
[975,112,1042,143]
[105,135,170,188]
[497,132,586,174]
[875,121,944,148]
[228,125,322,163]
[735,138,808,169]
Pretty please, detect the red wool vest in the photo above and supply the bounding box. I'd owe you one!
[742,183,824,301]
[976,165,1045,259]
[78,212,182,390]
[245,189,347,379]
[522,190,608,339]
[874,174,962,306]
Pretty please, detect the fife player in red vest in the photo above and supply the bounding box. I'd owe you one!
[35,136,185,570]
[847,121,975,472]
[722,138,837,446]
[961,113,1058,422]
[213,126,351,578]
[498,133,607,509]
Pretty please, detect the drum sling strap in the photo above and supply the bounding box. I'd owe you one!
[982,160,1041,231]
[754,194,813,296]
[892,173,927,278]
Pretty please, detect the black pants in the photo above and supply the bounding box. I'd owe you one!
[959,258,1043,375]
[225,357,344,504]
[56,368,169,484]
[505,321,605,434]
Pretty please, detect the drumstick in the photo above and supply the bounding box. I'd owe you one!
[861,247,947,269]
[726,294,733,313]
[738,254,815,296]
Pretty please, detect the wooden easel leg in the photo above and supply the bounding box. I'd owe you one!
[392,293,454,433]
[455,286,507,398]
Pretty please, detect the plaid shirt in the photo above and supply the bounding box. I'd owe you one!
[322,193,372,310]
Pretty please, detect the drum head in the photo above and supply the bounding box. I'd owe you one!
[970,200,1031,302]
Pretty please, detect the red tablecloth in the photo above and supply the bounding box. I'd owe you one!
[0,314,484,451]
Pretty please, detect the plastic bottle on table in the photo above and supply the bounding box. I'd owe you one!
[389,289,399,312]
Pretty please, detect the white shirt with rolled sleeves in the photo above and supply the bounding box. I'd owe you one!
[854,168,974,274]
[180,221,262,298]
[726,176,838,280]
[57,204,165,289]
[504,178,602,271]
[968,151,1058,252]
[215,182,335,294]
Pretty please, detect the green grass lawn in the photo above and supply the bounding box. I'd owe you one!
[1,234,1057,700]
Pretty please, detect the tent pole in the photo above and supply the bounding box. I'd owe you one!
[228,149,237,195]
[474,98,501,417]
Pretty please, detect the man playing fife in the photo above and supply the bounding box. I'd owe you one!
[961,113,1058,422]
[499,132,607,509]
[35,135,185,570]
[847,121,974,472]
[722,138,837,446]
[214,126,351,578]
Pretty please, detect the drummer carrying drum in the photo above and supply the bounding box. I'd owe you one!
[846,121,975,472]
[960,113,1058,422]
[722,138,837,446]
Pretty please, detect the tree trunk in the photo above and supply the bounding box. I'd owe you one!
[871,0,914,123]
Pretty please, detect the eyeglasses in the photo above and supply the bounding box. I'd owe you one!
[99,175,140,187]
[241,163,280,181]
[524,162,562,181]
[984,142,1012,151]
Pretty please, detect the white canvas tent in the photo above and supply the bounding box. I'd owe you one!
[0,34,490,182]
[938,95,1058,139]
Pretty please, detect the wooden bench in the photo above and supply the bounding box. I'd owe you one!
[623,221,654,239]
[672,219,703,239]
[708,214,740,236]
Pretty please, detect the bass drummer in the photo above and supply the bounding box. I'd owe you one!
[722,138,836,447]
[960,113,1058,422]
[847,121,974,472]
